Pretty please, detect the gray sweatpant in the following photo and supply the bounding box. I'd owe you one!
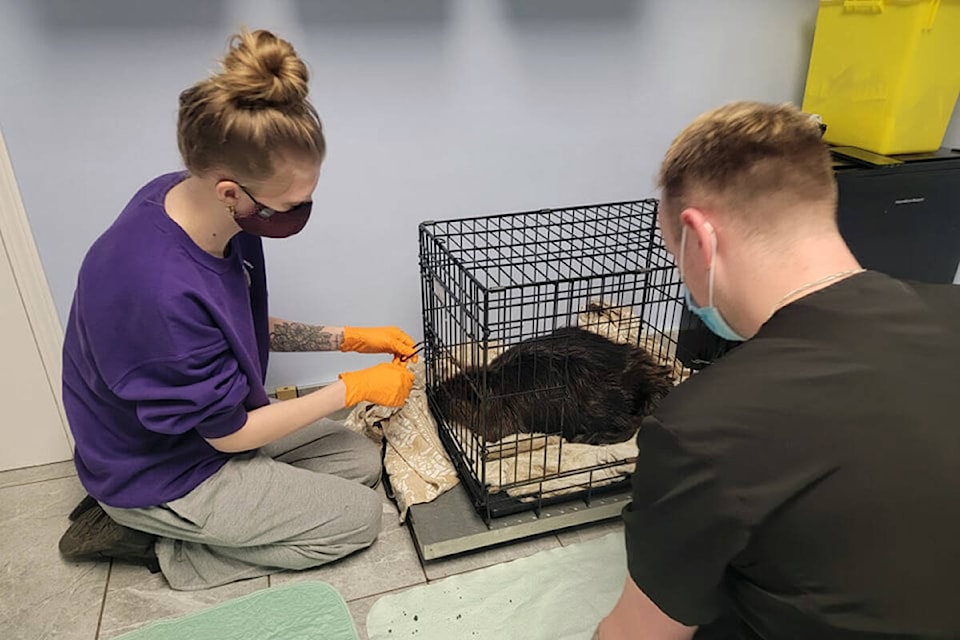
[102,418,383,591]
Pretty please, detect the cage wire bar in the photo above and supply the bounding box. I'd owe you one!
[419,199,702,522]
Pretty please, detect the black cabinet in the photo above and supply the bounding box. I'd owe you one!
[834,149,960,285]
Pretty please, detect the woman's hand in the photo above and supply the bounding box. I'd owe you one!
[341,326,417,360]
[339,361,415,407]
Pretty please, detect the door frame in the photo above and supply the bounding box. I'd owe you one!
[0,126,72,451]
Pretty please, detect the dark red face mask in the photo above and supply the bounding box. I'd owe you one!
[225,181,313,239]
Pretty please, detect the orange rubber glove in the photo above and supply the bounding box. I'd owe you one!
[341,326,417,360]
[339,362,415,408]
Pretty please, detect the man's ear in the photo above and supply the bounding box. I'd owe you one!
[679,207,715,269]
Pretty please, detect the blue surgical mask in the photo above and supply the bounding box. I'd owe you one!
[679,225,746,342]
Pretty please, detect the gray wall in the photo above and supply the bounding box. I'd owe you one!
[2,0,958,389]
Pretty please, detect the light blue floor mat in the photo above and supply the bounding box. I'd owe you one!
[367,532,627,640]
[114,581,358,640]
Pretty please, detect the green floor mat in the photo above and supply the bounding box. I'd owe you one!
[367,531,627,640]
[114,581,358,640]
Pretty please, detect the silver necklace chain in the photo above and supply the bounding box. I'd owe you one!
[771,268,866,315]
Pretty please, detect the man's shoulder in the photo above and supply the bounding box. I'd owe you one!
[900,278,960,317]
[657,339,783,419]
[647,337,824,472]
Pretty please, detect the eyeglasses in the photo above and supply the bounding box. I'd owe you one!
[235,183,309,219]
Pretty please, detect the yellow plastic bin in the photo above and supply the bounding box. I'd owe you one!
[802,0,960,155]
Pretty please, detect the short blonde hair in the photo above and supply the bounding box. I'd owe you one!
[658,101,836,231]
[177,29,325,184]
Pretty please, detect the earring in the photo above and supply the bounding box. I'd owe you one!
[226,205,236,217]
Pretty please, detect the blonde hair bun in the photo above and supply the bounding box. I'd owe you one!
[214,29,309,108]
[177,28,325,180]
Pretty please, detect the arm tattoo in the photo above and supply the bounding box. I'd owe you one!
[269,321,343,352]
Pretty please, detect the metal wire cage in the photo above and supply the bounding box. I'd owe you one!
[418,199,711,521]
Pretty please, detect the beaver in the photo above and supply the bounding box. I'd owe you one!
[433,326,675,445]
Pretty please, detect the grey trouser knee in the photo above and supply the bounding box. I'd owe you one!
[103,418,383,590]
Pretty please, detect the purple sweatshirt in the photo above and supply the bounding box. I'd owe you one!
[62,172,271,508]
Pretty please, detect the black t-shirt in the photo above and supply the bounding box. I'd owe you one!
[623,271,960,639]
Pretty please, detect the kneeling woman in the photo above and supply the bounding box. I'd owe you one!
[60,29,415,590]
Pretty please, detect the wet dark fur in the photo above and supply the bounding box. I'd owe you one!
[434,327,675,445]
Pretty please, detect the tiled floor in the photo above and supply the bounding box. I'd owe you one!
[0,461,623,640]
